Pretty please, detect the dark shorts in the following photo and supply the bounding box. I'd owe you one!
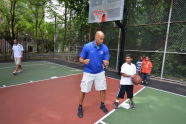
[117,85,133,99]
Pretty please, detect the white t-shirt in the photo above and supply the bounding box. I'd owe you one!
[12,43,24,58]
[120,62,136,85]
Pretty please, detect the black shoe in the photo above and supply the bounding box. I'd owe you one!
[141,81,144,85]
[142,81,147,85]
[100,104,109,114]
[77,106,83,118]
[114,102,119,109]
[129,101,135,109]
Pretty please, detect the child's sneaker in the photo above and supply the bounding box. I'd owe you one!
[113,102,119,109]
[129,101,135,109]
[17,69,23,73]
[12,71,17,75]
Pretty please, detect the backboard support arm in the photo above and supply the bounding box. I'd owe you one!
[115,0,128,74]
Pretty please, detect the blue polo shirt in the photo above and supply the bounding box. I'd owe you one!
[80,41,110,74]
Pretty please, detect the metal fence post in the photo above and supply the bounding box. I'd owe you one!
[68,45,70,62]
[116,29,121,71]
[160,0,173,79]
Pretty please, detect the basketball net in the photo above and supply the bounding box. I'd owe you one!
[93,10,106,22]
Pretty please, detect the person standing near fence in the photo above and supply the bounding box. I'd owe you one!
[136,56,143,74]
[141,56,153,85]
[12,39,24,75]
[77,31,110,118]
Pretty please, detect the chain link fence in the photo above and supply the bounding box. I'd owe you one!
[122,0,186,82]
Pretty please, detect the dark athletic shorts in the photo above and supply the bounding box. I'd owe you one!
[117,85,133,99]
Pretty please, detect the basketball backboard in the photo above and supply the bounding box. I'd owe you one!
[88,0,125,23]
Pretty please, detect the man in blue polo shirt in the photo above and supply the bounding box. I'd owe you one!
[77,31,110,118]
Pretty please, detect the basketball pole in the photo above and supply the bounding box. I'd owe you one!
[115,0,128,74]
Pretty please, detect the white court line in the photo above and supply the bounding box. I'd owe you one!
[0,61,47,66]
[47,61,82,71]
[94,86,145,124]
[50,76,58,79]
[0,60,47,64]
[106,76,186,98]
[0,63,52,70]
[146,86,186,98]
[99,120,107,124]
[0,73,82,89]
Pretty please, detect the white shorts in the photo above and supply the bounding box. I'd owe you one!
[14,57,22,65]
[80,71,107,93]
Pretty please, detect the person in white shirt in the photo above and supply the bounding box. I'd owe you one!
[12,39,24,75]
[114,54,136,109]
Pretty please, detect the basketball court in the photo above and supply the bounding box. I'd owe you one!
[0,61,186,124]
[0,0,185,124]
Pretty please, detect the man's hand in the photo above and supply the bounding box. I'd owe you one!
[83,59,90,64]
[79,57,90,64]
[103,60,109,66]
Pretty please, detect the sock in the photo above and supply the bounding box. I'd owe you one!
[79,104,82,108]
[129,100,133,104]
[115,99,119,103]
[101,102,105,106]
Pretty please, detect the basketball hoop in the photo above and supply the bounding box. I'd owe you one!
[93,10,106,22]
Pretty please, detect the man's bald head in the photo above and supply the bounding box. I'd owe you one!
[95,31,105,46]
[95,31,104,37]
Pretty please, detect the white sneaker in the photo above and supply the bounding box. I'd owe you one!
[17,69,23,73]
[12,71,17,75]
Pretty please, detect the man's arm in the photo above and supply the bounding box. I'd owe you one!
[11,51,14,59]
[103,46,110,66]
[79,45,90,65]
[21,51,23,60]
[11,47,14,59]
[20,45,24,59]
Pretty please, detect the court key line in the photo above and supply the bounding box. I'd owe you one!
[0,60,47,64]
[47,61,82,71]
[146,86,186,98]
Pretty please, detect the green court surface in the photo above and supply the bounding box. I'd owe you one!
[0,61,82,87]
[97,87,186,124]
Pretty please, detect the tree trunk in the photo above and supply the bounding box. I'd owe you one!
[64,2,67,50]
[10,0,17,44]
[35,7,39,52]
